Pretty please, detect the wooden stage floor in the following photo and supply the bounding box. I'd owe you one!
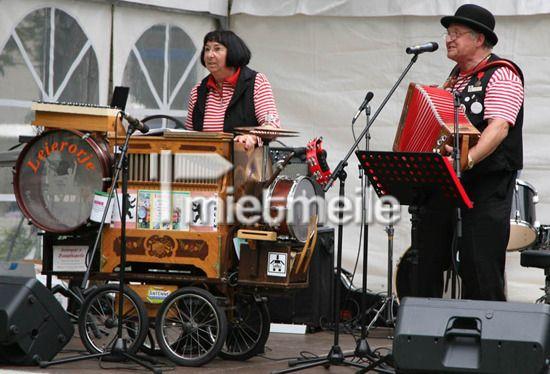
[2,328,394,373]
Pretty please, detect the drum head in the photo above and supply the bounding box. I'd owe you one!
[14,129,111,233]
[507,223,537,251]
[507,179,538,251]
[287,177,317,242]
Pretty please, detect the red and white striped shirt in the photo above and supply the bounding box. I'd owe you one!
[451,66,524,126]
[184,69,281,131]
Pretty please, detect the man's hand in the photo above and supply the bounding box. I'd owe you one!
[442,144,458,168]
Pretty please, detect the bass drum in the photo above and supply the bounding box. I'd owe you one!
[507,179,539,251]
[265,176,317,243]
[14,129,112,233]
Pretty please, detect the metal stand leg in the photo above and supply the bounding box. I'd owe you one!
[539,268,550,304]
[362,207,397,331]
[383,215,397,326]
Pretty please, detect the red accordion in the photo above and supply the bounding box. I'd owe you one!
[393,83,479,156]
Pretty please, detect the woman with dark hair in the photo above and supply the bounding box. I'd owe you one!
[184,30,281,149]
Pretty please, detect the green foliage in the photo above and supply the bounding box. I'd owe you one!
[0,222,38,261]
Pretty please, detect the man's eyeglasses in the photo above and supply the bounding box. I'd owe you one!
[442,30,473,41]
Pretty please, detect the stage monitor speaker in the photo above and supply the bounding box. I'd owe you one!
[0,276,74,365]
[267,226,334,330]
[394,297,550,374]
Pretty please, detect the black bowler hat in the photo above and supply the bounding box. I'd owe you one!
[441,4,498,46]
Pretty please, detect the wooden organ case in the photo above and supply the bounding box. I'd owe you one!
[100,132,238,281]
[26,101,315,288]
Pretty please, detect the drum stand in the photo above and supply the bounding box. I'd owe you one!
[40,121,161,373]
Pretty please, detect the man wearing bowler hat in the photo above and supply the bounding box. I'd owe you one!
[415,4,524,301]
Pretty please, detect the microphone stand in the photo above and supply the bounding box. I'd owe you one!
[355,104,372,357]
[450,91,463,298]
[40,123,161,373]
[273,53,421,374]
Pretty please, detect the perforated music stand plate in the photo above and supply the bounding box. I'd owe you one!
[355,151,473,209]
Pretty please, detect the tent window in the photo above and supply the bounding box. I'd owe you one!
[122,23,200,129]
[0,7,100,129]
[0,7,99,261]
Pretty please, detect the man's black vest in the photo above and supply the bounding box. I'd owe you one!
[449,54,524,176]
[192,66,259,132]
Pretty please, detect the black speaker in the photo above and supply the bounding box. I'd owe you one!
[267,226,334,330]
[394,297,550,373]
[0,276,74,365]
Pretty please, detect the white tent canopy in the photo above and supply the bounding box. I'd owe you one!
[231,0,550,17]
[101,0,228,17]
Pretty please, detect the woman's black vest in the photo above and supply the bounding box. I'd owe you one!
[450,54,524,175]
[192,66,259,132]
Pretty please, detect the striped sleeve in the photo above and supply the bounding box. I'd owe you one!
[184,83,199,130]
[484,67,524,126]
[253,73,281,127]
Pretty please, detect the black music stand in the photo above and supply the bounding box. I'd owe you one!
[356,150,472,209]
[355,150,472,311]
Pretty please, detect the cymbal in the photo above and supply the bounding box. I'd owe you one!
[235,126,299,140]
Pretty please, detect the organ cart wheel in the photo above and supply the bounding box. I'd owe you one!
[155,287,228,366]
[219,293,271,361]
[78,284,149,355]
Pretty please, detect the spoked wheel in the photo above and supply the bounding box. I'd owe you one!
[78,284,149,355]
[155,287,227,366]
[219,294,271,361]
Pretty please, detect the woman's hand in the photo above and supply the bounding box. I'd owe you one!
[234,134,258,150]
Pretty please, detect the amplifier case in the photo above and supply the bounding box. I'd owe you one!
[266,227,334,329]
[393,297,550,374]
[0,276,74,365]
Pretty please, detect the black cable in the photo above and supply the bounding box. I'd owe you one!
[140,114,184,129]
[257,347,319,362]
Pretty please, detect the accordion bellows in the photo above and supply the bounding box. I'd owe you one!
[393,83,480,153]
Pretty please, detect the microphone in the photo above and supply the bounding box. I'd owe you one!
[352,91,374,124]
[122,112,149,134]
[406,42,439,55]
